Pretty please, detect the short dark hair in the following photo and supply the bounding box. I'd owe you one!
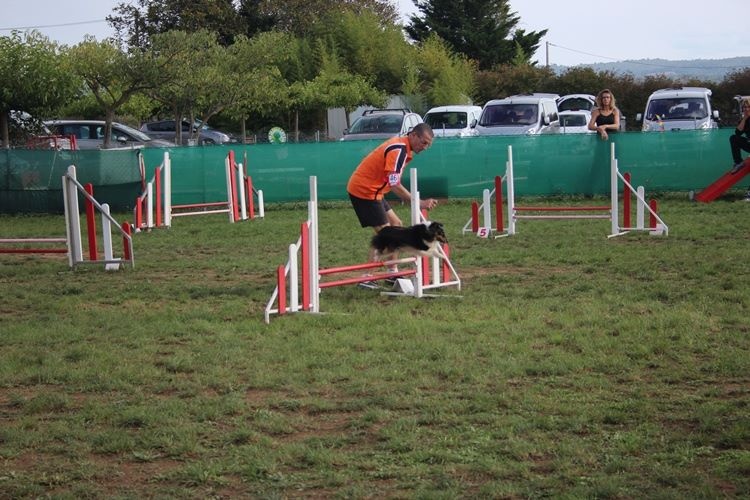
[411,123,434,138]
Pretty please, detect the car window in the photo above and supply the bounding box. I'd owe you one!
[561,114,587,127]
[480,104,538,126]
[425,112,468,130]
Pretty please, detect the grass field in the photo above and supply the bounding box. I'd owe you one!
[1,192,749,498]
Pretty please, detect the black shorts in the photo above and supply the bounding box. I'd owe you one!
[349,194,392,228]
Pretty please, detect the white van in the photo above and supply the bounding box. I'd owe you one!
[637,87,719,132]
[474,93,560,136]
[423,105,483,138]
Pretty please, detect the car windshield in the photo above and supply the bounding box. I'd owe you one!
[115,123,152,141]
[558,97,594,112]
[561,114,587,127]
[480,104,538,126]
[348,115,403,134]
[424,111,468,130]
[646,98,707,120]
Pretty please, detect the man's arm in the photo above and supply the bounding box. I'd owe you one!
[390,183,437,210]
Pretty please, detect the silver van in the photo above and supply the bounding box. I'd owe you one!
[474,94,560,136]
[637,87,719,132]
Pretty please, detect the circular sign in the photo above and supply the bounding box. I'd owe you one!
[268,126,287,144]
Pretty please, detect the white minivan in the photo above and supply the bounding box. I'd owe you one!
[474,93,560,136]
[636,87,719,132]
[422,105,483,138]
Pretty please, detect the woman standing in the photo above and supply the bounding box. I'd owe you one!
[588,89,620,140]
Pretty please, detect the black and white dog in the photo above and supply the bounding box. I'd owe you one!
[371,221,448,261]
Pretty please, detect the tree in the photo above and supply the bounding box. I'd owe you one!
[406,0,547,70]
[413,34,476,112]
[225,31,298,141]
[67,38,162,148]
[0,31,78,148]
[108,0,242,48]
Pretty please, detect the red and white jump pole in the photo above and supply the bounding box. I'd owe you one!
[1,165,134,270]
[154,151,264,228]
[463,144,668,238]
[264,169,461,323]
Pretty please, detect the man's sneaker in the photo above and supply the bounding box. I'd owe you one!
[730,162,744,174]
[357,280,380,290]
[744,190,750,202]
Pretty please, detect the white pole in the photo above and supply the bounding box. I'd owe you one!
[101,203,120,271]
[410,168,423,298]
[636,186,645,229]
[146,181,154,229]
[65,165,83,265]
[309,176,320,313]
[164,152,172,228]
[258,190,265,218]
[610,143,619,236]
[238,162,247,221]
[506,146,516,235]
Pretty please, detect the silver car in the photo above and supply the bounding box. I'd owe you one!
[140,119,238,145]
[340,109,423,141]
[44,120,172,149]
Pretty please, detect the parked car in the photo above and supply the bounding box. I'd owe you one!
[140,119,238,145]
[423,105,483,138]
[340,109,423,141]
[474,94,561,136]
[636,87,719,132]
[44,120,172,149]
[556,94,596,112]
[559,110,595,134]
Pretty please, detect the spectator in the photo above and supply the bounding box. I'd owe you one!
[588,89,621,140]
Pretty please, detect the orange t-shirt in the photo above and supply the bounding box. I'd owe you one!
[346,136,413,200]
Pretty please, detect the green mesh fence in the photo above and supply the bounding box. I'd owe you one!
[1,128,739,213]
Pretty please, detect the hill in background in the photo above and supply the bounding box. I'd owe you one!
[550,57,750,82]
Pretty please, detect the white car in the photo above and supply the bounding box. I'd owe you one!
[636,87,719,132]
[559,110,595,134]
[475,93,561,136]
[423,105,483,138]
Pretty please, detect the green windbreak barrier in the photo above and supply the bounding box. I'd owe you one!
[1,128,737,213]
[1,148,144,213]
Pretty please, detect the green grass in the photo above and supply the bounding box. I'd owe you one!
[1,192,749,498]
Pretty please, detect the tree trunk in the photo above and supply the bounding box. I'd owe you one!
[240,116,247,144]
[103,109,115,149]
[174,108,181,145]
[0,112,9,149]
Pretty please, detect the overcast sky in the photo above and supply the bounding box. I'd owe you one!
[2,0,748,68]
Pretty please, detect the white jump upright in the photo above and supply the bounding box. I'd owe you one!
[135,151,265,230]
[463,144,668,239]
[264,169,461,323]
[1,165,134,270]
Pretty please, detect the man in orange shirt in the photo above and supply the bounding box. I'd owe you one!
[347,123,438,279]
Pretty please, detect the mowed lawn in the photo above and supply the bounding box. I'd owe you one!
[0,192,748,498]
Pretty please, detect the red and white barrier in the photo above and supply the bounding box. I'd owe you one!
[462,143,668,238]
[134,151,264,230]
[264,169,461,323]
[1,165,134,270]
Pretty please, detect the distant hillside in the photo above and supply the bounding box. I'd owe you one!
[550,57,750,82]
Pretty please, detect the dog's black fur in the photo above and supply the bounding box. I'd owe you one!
[371,221,448,260]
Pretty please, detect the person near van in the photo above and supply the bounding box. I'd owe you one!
[729,98,750,176]
[347,123,438,286]
[588,89,620,140]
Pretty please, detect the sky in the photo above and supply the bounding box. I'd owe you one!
[2,0,748,68]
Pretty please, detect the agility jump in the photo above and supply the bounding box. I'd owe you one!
[462,143,668,238]
[134,151,264,230]
[0,165,134,270]
[264,169,461,323]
